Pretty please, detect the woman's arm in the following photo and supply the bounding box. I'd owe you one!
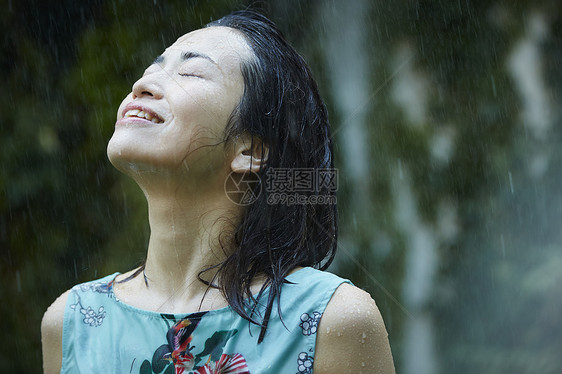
[314,283,396,374]
[41,290,70,374]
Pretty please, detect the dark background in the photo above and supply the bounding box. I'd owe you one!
[1,0,561,372]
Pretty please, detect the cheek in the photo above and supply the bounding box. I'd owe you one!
[173,90,233,139]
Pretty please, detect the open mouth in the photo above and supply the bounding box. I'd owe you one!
[123,109,164,124]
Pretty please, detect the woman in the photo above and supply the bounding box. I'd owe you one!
[42,11,395,374]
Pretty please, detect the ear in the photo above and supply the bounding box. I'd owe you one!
[230,133,268,173]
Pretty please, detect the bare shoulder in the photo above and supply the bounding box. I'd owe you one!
[314,283,396,374]
[41,289,71,374]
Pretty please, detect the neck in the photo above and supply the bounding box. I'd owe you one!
[138,176,242,302]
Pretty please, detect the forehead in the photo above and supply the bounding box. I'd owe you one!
[167,26,253,69]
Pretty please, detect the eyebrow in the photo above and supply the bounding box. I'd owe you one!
[152,51,216,65]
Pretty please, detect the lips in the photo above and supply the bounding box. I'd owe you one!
[120,104,165,124]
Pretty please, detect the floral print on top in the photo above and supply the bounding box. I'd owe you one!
[67,278,113,327]
[142,312,250,374]
[61,267,351,374]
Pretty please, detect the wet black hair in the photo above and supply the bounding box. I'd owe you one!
[204,10,338,343]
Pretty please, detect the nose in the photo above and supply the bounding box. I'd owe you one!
[131,74,163,100]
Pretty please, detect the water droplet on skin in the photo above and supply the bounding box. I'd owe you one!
[360,331,367,343]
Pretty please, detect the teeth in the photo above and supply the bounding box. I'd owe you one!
[124,109,163,123]
[125,109,140,117]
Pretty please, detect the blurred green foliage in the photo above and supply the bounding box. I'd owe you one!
[1,0,561,373]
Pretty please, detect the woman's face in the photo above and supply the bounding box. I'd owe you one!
[107,26,252,180]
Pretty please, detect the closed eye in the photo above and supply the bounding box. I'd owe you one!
[178,73,202,78]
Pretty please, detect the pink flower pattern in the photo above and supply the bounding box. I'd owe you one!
[195,353,251,374]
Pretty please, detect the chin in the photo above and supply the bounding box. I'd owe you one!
[107,134,153,174]
[107,129,228,182]
[107,139,184,181]
[107,133,129,167]
[107,142,138,176]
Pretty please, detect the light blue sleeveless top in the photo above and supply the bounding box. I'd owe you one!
[61,267,350,373]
